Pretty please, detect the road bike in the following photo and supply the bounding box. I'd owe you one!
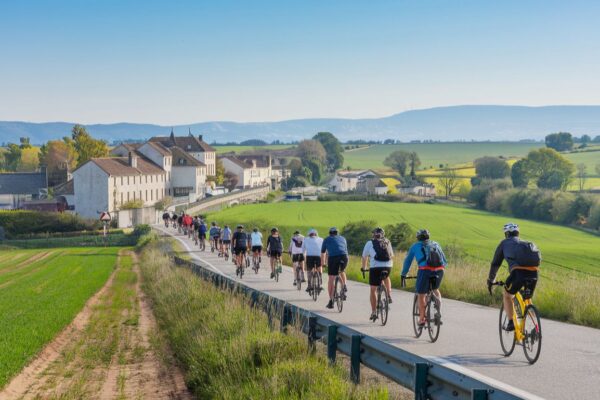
[272,256,282,282]
[332,273,345,313]
[211,237,218,253]
[198,236,206,251]
[252,253,260,274]
[223,244,229,261]
[362,269,390,326]
[308,269,322,301]
[235,252,245,279]
[490,280,542,364]
[293,258,305,291]
[404,275,442,342]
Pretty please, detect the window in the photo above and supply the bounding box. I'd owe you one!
[133,191,136,200]
[145,175,148,184]
[120,192,123,205]
[150,189,153,201]
[127,192,130,202]
[127,176,130,185]
[156,188,159,199]
[140,190,143,201]
[120,176,123,185]
[113,177,117,186]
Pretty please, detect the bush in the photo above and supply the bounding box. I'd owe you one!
[154,196,173,210]
[120,200,144,210]
[383,222,414,251]
[587,202,600,230]
[341,220,377,255]
[0,210,100,238]
[467,179,512,209]
[133,224,152,236]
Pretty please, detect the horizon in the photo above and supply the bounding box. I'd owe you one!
[2,1,600,124]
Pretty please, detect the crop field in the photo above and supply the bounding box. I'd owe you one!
[208,201,600,276]
[342,143,541,171]
[0,247,119,388]
[214,144,294,154]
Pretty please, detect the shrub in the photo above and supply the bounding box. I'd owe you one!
[467,179,512,209]
[133,224,152,236]
[587,202,600,230]
[154,196,173,210]
[341,219,377,255]
[383,222,414,251]
[0,210,100,238]
[120,200,144,210]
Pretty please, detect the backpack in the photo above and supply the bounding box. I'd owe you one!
[372,239,391,262]
[293,237,303,248]
[514,240,541,267]
[421,241,444,267]
[236,231,248,244]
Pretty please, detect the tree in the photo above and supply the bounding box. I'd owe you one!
[575,164,587,192]
[474,156,510,179]
[19,137,31,149]
[297,140,327,164]
[437,169,461,198]
[71,125,108,166]
[313,132,344,171]
[304,158,323,185]
[240,139,267,146]
[209,158,225,185]
[2,144,22,171]
[383,150,411,177]
[38,140,78,186]
[545,132,574,152]
[408,152,421,178]
[580,134,592,145]
[511,159,529,188]
[524,148,575,190]
[223,171,239,190]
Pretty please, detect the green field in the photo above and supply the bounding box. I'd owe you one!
[0,247,119,388]
[214,144,294,154]
[208,201,600,276]
[342,143,542,171]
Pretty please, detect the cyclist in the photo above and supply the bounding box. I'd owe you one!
[266,227,283,279]
[182,213,193,236]
[162,211,170,227]
[192,216,200,244]
[487,223,540,332]
[209,222,221,252]
[401,229,447,327]
[177,213,183,233]
[303,228,324,293]
[171,212,178,229]
[321,227,349,309]
[361,227,394,321]
[221,224,233,257]
[232,225,249,269]
[198,218,208,249]
[289,230,306,286]
[250,227,263,266]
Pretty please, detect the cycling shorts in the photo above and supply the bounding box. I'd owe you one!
[292,254,305,262]
[505,269,538,298]
[251,245,262,252]
[222,239,231,245]
[269,250,282,258]
[327,255,348,276]
[212,235,220,241]
[234,247,247,256]
[198,233,206,239]
[306,256,321,270]
[416,269,444,294]
[369,267,391,287]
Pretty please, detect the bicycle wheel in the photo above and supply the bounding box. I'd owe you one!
[275,261,280,282]
[311,272,319,301]
[522,305,542,364]
[296,268,302,291]
[499,306,516,356]
[426,295,441,342]
[378,285,389,326]
[334,277,344,313]
[412,294,423,338]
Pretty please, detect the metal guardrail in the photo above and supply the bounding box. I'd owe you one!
[173,256,524,400]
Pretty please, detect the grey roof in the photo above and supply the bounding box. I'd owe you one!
[0,171,47,195]
[149,132,215,153]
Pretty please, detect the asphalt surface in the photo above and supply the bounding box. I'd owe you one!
[158,226,600,400]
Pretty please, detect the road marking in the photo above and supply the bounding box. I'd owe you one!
[425,356,545,400]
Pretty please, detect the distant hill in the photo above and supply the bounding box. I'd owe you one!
[2,105,600,144]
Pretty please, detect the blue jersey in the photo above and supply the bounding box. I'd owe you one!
[401,240,447,276]
[321,235,348,257]
[209,227,220,237]
[199,223,207,234]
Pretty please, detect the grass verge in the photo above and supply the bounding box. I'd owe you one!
[139,241,388,399]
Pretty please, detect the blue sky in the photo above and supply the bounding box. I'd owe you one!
[1,0,599,124]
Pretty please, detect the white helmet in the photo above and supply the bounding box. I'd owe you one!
[503,223,519,233]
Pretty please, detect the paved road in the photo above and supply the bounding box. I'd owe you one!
[159,227,600,400]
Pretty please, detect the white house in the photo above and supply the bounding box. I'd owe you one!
[328,170,377,192]
[220,155,272,188]
[149,130,216,176]
[73,152,167,218]
[396,182,436,197]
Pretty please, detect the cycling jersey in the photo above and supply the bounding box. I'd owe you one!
[209,227,220,237]
[401,240,447,276]
[302,236,323,257]
[488,237,539,281]
[251,231,263,246]
[321,235,348,257]
[362,239,394,268]
[222,228,232,241]
[199,223,207,234]
[267,235,283,253]
[232,231,248,248]
[289,235,305,255]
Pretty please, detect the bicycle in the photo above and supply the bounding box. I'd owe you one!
[361,269,390,326]
[404,275,442,342]
[308,269,322,301]
[199,236,206,251]
[272,256,282,282]
[252,253,260,274]
[490,280,542,364]
[235,252,245,279]
[223,245,229,261]
[293,260,304,291]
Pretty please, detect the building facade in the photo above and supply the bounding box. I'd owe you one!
[220,155,273,188]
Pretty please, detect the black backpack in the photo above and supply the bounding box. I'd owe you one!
[514,240,541,267]
[237,231,248,244]
[421,241,444,267]
[372,239,391,262]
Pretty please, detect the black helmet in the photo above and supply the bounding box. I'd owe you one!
[237,224,243,229]
[294,230,300,235]
[211,222,216,226]
[271,227,279,233]
[329,227,338,234]
[253,227,258,232]
[372,227,384,235]
[416,229,430,241]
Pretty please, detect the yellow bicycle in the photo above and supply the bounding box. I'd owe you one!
[490,280,542,364]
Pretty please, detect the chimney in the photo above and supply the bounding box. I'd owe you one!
[252,159,257,168]
[198,134,203,142]
[128,151,138,168]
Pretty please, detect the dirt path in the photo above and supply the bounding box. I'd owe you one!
[0,250,192,400]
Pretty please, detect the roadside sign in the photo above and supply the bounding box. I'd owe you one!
[100,212,111,221]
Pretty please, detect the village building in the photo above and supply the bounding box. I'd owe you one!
[149,130,216,176]
[396,181,436,197]
[220,154,273,189]
[328,169,377,192]
[0,169,48,209]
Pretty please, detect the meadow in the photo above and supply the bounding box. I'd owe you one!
[0,247,119,388]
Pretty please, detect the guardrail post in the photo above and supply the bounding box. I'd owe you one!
[281,304,292,332]
[250,291,259,308]
[350,334,361,384]
[471,389,489,400]
[327,325,337,364]
[414,362,429,400]
[308,316,317,353]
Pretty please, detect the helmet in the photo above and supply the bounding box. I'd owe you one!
[329,227,338,234]
[416,229,430,241]
[211,222,216,226]
[237,224,243,229]
[307,228,317,236]
[224,225,229,228]
[372,227,384,235]
[253,227,258,232]
[271,227,279,233]
[503,223,519,233]
[294,230,300,235]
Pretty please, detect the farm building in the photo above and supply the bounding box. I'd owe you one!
[395,182,436,197]
[220,154,274,189]
[0,169,48,209]
[329,170,377,192]
[374,178,402,195]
